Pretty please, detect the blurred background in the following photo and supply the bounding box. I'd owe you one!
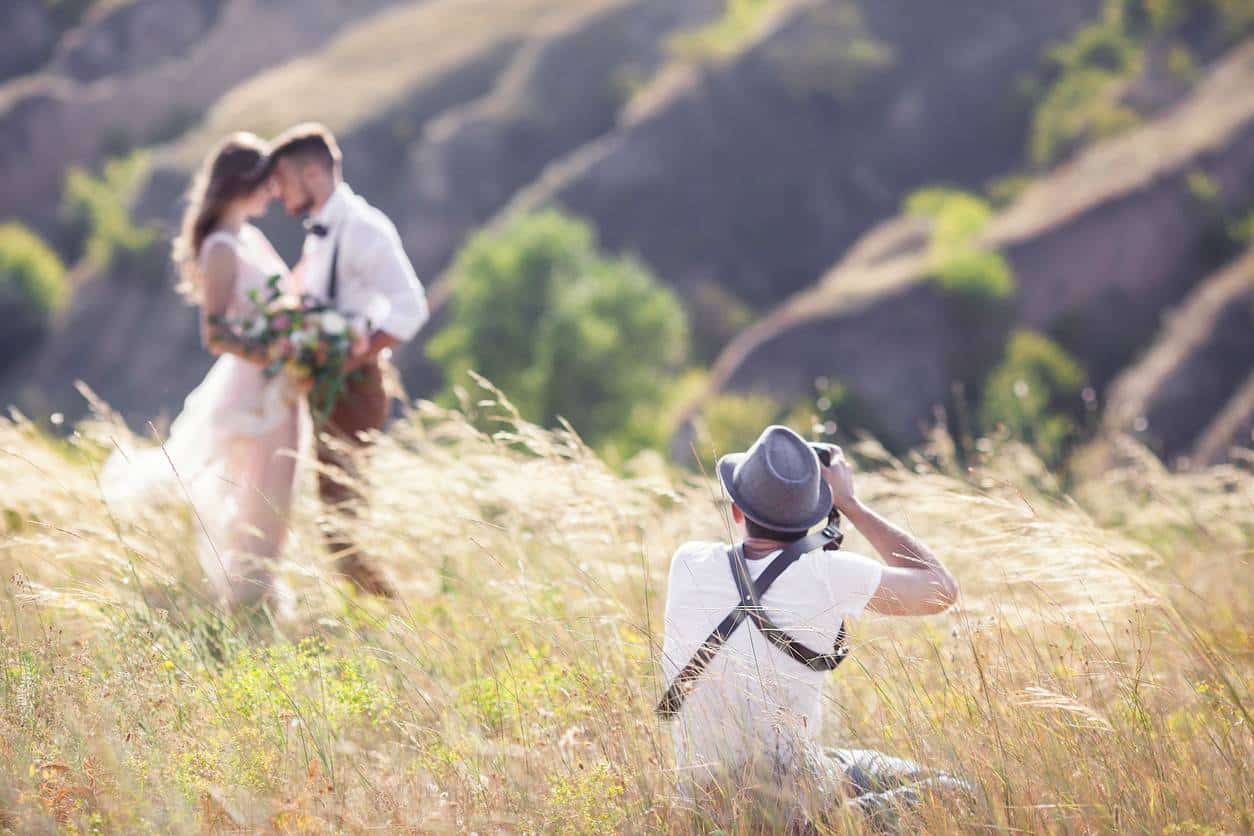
[0,0,1251,470]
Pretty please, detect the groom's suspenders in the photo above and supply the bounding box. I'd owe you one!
[656,524,850,720]
[327,241,341,303]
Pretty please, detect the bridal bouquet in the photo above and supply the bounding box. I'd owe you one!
[213,275,368,422]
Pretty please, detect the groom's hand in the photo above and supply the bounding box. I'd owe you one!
[345,331,401,373]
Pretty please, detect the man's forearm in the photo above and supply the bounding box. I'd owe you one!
[842,499,938,570]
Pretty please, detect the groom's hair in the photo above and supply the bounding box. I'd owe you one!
[269,122,341,175]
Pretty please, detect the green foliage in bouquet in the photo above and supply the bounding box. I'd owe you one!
[0,222,68,316]
[431,210,689,456]
[211,275,365,426]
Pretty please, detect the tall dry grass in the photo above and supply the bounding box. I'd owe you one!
[0,384,1250,833]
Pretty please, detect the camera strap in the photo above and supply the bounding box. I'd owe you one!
[656,523,849,720]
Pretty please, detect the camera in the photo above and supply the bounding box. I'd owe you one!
[810,443,833,468]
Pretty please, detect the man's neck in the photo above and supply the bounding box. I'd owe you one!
[742,536,790,560]
[309,179,342,218]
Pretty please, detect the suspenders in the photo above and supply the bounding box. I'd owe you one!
[326,240,340,303]
[657,522,850,720]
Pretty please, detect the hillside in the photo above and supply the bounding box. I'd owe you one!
[0,0,404,231]
[1103,247,1254,465]
[499,0,1101,314]
[682,40,1254,453]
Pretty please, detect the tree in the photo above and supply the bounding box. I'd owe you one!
[430,210,689,455]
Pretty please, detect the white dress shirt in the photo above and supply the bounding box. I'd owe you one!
[300,182,429,342]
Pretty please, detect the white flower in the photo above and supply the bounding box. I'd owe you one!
[289,327,317,348]
[320,311,348,336]
[244,317,267,339]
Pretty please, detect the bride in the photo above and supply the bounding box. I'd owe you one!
[103,133,310,610]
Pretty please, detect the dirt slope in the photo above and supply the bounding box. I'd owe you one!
[684,41,1254,450]
[496,0,1101,311]
[0,0,402,226]
[1103,248,1253,464]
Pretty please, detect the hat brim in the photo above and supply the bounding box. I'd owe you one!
[717,452,833,533]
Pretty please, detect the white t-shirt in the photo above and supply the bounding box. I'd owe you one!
[661,540,882,783]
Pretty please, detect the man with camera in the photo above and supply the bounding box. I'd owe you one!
[660,425,962,822]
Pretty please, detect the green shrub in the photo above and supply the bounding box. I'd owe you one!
[430,210,689,456]
[767,2,895,101]
[934,249,1016,307]
[669,0,775,61]
[906,187,994,252]
[60,153,159,271]
[986,173,1036,209]
[1029,66,1141,167]
[0,222,69,315]
[980,330,1086,466]
[906,187,1017,313]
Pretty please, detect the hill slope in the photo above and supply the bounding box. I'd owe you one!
[682,41,1254,451]
[499,0,1101,312]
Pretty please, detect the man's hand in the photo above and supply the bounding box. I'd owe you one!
[818,444,859,514]
[345,331,401,374]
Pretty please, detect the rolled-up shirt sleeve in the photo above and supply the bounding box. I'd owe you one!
[348,217,429,342]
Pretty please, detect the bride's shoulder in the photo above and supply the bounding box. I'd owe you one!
[199,230,240,263]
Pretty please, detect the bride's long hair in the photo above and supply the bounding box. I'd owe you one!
[173,132,271,300]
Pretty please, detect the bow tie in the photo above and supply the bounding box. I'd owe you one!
[304,220,330,238]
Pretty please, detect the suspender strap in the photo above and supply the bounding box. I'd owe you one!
[327,241,341,303]
[656,524,847,719]
[730,543,849,671]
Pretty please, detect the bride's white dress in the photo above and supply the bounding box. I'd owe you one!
[102,224,310,606]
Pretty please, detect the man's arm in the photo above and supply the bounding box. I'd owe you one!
[821,445,958,616]
[345,220,428,373]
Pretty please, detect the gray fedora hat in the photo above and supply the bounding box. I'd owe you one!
[717,425,832,532]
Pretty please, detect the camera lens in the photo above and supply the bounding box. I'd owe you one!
[811,444,832,467]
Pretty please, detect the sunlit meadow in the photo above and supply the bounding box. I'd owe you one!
[0,381,1250,833]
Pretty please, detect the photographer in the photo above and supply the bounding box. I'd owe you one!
[660,425,963,823]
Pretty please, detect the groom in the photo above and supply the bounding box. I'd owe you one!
[268,123,429,598]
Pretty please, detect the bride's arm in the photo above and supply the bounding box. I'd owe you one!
[200,242,267,365]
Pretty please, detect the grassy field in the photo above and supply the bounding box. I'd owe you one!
[0,383,1250,833]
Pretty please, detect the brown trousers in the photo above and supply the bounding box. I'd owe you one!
[314,361,388,563]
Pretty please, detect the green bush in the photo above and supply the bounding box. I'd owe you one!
[430,210,689,456]
[980,330,1086,466]
[906,187,994,251]
[934,249,1016,307]
[1026,0,1254,169]
[767,2,895,101]
[0,222,69,315]
[669,0,775,61]
[60,153,159,271]
[906,187,1017,313]
[1029,67,1141,168]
